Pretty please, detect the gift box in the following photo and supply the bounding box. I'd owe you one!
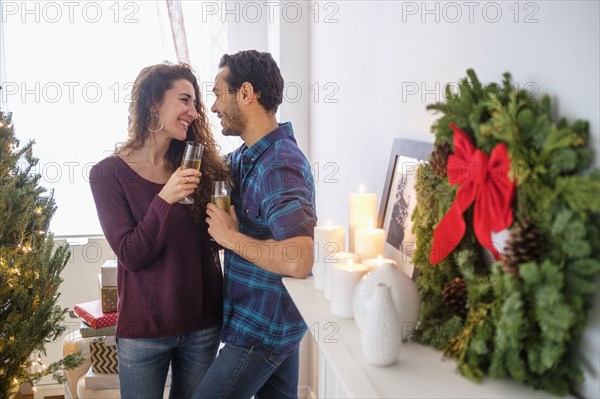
[101,286,118,313]
[101,260,117,287]
[89,338,118,374]
[84,367,120,389]
[79,321,116,338]
[74,300,117,329]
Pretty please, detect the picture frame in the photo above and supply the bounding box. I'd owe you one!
[378,138,433,279]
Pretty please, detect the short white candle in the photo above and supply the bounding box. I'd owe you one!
[354,221,385,261]
[313,222,345,291]
[348,186,377,253]
[325,251,359,301]
[361,255,397,272]
[331,260,368,319]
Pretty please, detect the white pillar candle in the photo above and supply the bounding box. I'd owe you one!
[313,223,345,291]
[354,223,385,261]
[325,251,359,301]
[331,260,368,319]
[348,187,377,253]
[361,255,397,272]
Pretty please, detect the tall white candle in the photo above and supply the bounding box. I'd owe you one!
[325,251,359,301]
[313,223,345,291]
[331,260,368,319]
[354,222,385,261]
[348,186,377,253]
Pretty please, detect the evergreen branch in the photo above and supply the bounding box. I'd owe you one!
[414,69,599,395]
[555,176,600,216]
[0,110,81,398]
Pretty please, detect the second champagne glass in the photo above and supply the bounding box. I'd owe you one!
[178,141,204,205]
[211,181,231,211]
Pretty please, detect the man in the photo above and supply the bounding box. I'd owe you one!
[192,50,317,399]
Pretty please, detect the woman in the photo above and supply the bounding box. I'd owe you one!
[89,62,227,398]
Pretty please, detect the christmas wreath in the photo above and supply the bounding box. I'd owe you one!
[412,70,600,395]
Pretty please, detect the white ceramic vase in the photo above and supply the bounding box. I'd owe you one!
[360,283,402,367]
[353,263,420,341]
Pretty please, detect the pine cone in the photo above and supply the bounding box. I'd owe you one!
[501,219,542,277]
[430,143,451,177]
[442,277,468,318]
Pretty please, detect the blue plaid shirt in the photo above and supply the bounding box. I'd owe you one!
[221,122,317,355]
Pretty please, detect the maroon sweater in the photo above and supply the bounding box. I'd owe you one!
[89,156,222,338]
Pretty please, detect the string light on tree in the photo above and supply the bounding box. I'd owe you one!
[0,109,83,396]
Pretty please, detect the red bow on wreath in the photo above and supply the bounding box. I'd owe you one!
[429,122,515,265]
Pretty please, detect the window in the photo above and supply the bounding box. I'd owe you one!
[1,1,235,235]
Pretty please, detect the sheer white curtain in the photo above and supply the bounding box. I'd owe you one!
[0,12,7,112]
[2,1,230,236]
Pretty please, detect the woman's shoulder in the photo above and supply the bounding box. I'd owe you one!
[97,153,121,164]
[89,154,128,182]
[91,154,122,171]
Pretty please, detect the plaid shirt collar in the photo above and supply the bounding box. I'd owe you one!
[240,122,295,166]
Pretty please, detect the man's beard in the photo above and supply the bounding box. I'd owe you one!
[222,102,246,137]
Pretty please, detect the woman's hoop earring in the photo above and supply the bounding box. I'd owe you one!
[146,113,164,133]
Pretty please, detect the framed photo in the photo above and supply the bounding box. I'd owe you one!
[378,138,432,279]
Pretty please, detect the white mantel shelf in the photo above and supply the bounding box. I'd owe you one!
[283,277,564,399]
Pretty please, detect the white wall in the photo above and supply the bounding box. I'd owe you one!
[309,1,599,397]
[310,0,599,226]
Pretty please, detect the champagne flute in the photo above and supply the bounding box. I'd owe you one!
[211,181,231,211]
[178,141,204,205]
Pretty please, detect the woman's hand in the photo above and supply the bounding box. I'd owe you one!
[158,167,201,204]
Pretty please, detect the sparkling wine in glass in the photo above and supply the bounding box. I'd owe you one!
[178,141,204,205]
[211,181,231,211]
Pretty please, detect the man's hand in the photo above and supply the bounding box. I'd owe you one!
[207,203,313,278]
[206,203,239,248]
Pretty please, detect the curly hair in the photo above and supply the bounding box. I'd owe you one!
[218,50,284,113]
[117,62,229,212]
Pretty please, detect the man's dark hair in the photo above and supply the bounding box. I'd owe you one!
[218,50,284,114]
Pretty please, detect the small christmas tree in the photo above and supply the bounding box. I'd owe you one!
[0,109,83,398]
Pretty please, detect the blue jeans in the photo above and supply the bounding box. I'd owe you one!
[117,325,220,399]
[191,343,300,399]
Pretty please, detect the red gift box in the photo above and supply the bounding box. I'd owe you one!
[74,300,117,329]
